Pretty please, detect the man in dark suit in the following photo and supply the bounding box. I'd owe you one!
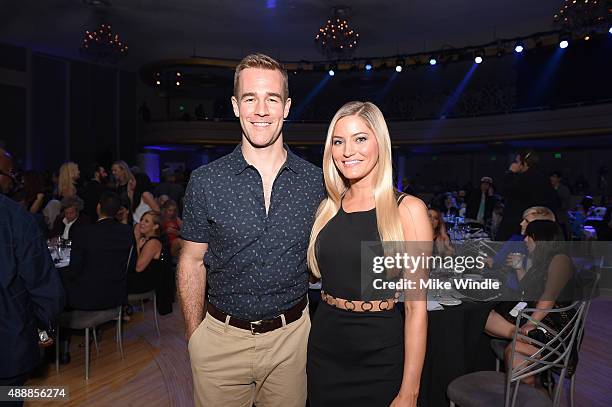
[63,191,134,311]
[0,148,64,402]
[49,196,90,239]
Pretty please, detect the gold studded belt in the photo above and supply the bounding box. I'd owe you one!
[320,290,397,312]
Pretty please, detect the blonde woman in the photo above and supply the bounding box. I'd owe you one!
[58,162,80,199]
[306,101,432,407]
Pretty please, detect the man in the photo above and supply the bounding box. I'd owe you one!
[154,168,184,206]
[49,196,90,239]
[63,191,133,311]
[82,163,109,219]
[0,148,65,400]
[466,176,496,224]
[550,171,571,239]
[496,150,557,241]
[178,54,325,407]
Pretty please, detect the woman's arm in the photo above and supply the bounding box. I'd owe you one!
[391,196,432,407]
[135,239,162,272]
[142,191,161,212]
[29,193,45,213]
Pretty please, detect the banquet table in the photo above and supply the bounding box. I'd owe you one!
[418,300,497,407]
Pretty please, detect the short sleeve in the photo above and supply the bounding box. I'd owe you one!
[181,169,210,243]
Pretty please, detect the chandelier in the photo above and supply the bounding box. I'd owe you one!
[314,6,359,59]
[553,0,611,37]
[80,23,128,63]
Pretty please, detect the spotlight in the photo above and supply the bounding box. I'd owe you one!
[395,58,404,72]
[155,80,161,86]
[429,57,437,66]
[176,72,182,77]
[514,42,524,53]
[584,35,590,41]
[559,40,569,49]
[474,50,484,64]
[365,60,372,71]
[609,26,612,34]
[328,69,335,76]
[474,56,483,64]
[175,81,181,86]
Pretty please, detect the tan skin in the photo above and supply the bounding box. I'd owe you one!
[133,213,162,272]
[331,116,431,407]
[178,67,291,341]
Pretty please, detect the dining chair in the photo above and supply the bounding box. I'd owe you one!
[448,300,587,407]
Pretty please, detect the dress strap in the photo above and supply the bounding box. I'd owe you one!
[397,192,408,206]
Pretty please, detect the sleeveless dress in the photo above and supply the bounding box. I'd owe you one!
[128,237,164,294]
[307,203,404,407]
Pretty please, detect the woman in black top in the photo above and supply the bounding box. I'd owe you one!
[306,101,432,407]
[128,210,164,294]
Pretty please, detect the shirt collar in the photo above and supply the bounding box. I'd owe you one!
[230,143,303,175]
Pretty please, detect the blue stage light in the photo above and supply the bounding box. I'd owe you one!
[429,58,437,66]
[328,69,335,76]
[559,40,569,49]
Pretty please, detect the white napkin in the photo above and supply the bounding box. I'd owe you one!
[427,300,444,311]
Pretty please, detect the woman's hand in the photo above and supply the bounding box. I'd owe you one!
[519,322,537,337]
[390,390,418,407]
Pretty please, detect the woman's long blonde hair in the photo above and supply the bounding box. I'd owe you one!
[58,162,79,198]
[307,101,404,278]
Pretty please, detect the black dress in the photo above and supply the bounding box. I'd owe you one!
[307,205,404,407]
[128,237,163,294]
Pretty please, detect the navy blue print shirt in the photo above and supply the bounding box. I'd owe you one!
[182,144,325,320]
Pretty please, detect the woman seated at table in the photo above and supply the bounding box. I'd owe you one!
[161,199,183,257]
[128,210,164,294]
[484,220,576,384]
[428,208,454,256]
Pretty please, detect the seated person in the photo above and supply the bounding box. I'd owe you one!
[59,191,134,362]
[49,196,90,240]
[487,206,556,270]
[465,176,496,224]
[161,199,183,258]
[63,191,134,310]
[440,193,459,217]
[129,211,165,294]
[484,220,576,384]
[428,208,454,256]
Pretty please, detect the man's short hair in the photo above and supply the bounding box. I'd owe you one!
[98,191,121,217]
[233,53,289,100]
[61,196,84,211]
[522,206,556,221]
[550,170,562,178]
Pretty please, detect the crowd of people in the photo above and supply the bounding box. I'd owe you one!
[1,52,610,407]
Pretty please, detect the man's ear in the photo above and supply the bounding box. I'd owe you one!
[231,96,240,118]
[283,97,292,119]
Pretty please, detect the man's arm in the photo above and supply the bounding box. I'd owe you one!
[17,217,65,328]
[177,240,208,341]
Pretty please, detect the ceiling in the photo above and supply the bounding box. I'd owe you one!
[0,0,563,70]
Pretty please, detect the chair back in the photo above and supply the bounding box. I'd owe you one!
[505,300,586,407]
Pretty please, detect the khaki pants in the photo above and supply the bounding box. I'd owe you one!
[188,307,309,407]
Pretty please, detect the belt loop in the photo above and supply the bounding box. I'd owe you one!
[224,315,231,333]
[280,313,287,330]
